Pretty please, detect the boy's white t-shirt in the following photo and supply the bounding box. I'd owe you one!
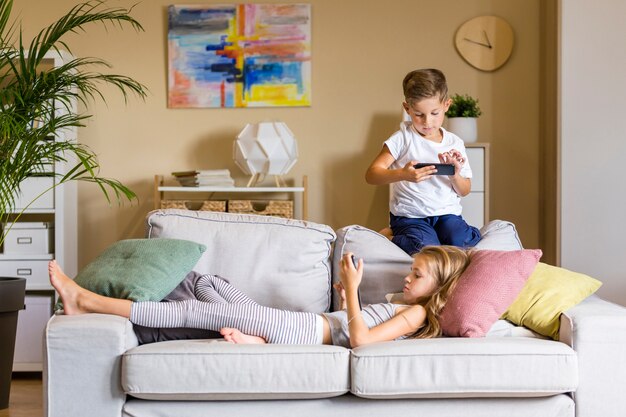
[385,122,472,219]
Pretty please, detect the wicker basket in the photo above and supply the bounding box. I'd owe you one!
[199,200,226,212]
[161,200,226,212]
[160,200,189,210]
[228,200,293,219]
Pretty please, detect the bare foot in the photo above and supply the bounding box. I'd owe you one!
[220,327,267,344]
[48,260,89,315]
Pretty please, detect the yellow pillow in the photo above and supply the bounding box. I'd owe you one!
[502,262,602,340]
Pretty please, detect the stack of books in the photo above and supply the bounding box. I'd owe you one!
[172,169,235,187]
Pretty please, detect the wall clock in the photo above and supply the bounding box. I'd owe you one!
[454,16,514,72]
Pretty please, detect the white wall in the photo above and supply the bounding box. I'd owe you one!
[560,0,626,305]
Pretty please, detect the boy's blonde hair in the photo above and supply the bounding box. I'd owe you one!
[402,68,449,105]
[410,245,471,339]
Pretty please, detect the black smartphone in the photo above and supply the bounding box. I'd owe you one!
[413,163,455,175]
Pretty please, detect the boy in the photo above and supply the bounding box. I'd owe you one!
[365,68,481,255]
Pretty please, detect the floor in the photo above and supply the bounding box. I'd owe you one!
[0,374,43,417]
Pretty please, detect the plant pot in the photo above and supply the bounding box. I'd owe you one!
[0,277,26,410]
[446,117,478,143]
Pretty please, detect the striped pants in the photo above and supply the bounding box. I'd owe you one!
[130,274,322,344]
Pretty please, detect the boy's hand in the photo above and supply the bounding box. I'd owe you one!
[402,161,436,183]
[438,149,465,173]
[339,252,362,292]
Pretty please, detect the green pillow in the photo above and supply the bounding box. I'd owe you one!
[56,238,206,311]
[502,262,602,340]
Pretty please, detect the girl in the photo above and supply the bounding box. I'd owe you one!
[49,245,470,348]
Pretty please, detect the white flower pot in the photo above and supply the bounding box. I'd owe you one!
[446,117,478,142]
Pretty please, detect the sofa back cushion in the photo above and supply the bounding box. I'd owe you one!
[146,210,336,313]
[332,220,523,309]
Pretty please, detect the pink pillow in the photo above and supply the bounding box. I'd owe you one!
[439,249,542,337]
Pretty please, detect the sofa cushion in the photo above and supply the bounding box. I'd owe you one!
[503,262,602,340]
[350,337,577,399]
[332,220,523,309]
[439,249,542,338]
[56,238,206,311]
[474,220,523,251]
[146,210,336,313]
[122,340,350,400]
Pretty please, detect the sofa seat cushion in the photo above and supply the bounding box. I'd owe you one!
[350,337,577,399]
[122,340,350,400]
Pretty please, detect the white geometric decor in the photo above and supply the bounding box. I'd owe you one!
[233,122,298,187]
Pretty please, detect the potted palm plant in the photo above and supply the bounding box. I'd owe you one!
[445,93,482,142]
[0,0,147,408]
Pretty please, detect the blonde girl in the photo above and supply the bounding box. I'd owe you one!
[49,245,470,348]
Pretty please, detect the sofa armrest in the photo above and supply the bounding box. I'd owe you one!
[44,313,138,417]
[559,295,626,417]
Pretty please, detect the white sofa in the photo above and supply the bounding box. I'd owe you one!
[44,210,626,417]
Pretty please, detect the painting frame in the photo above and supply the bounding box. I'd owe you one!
[168,4,312,108]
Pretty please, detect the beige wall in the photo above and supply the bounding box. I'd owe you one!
[14,0,543,268]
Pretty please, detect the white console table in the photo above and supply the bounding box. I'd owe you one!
[154,175,308,220]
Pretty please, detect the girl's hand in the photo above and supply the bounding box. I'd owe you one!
[339,252,363,292]
[333,282,347,310]
[402,160,436,183]
[438,149,465,174]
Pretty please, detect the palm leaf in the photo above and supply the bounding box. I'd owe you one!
[0,0,147,246]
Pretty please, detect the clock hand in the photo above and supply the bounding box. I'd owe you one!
[482,30,492,48]
[463,37,492,48]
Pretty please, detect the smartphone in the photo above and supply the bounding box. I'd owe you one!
[351,254,359,269]
[413,163,455,176]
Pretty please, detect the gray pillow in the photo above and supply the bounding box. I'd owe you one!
[146,210,336,313]
[332,226,411,309]
[474,220,523,251]
[332,220,523,309]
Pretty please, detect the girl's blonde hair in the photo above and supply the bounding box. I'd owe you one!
[410,245,472,339]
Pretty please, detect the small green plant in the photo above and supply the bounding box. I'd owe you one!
[446,94,482,118]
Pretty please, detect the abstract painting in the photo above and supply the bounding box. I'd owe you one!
[168,4,311,108]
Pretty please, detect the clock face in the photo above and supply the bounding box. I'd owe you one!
[455,16,514,72]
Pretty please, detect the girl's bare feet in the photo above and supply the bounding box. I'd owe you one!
[220,327,267,344]
[48,260,89,315]
[49,260,132,318]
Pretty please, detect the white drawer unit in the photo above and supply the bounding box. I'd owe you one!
[0,259,52,290]
[13,177,55,211]
[461,144,489,229]
[13,294,54,372]
[461,192,485,229]
[465,147,485,192]
[2,222,54,254]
